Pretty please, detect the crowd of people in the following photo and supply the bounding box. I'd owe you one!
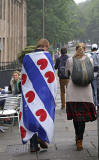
[54,42,98,151]
[0,39,99,153]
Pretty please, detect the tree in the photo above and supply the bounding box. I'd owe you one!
[78,0,99,43]
[27,0,82,47]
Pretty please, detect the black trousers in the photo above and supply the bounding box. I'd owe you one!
[30,133,38,148]
[73,120,85,140]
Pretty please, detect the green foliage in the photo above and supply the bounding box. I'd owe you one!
[27,0,81,47]
[18,45,36,64]
[27,0,99,46]
[78,0,99,43]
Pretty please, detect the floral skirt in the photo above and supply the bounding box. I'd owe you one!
[66,102,96,122]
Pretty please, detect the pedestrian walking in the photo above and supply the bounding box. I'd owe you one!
[90,44,99,108]
[54,48,60,63]
[54,47,69,109]
[97,73,99,107]
[65,43,96,151]
[19,38,57,152]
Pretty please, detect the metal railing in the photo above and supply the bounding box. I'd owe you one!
[0,61,22,71]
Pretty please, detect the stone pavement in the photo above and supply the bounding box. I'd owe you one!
[0,78,98,160]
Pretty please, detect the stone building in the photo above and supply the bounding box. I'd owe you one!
[0,0,27,65]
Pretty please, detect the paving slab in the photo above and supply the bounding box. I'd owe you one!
[0,77,98,160]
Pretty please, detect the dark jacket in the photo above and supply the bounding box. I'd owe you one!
[54,54,69,79]
[8,80,21,95]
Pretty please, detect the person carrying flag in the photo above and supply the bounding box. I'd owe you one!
[19,39,57,152]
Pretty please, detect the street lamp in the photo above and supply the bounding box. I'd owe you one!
[43,0,45,38]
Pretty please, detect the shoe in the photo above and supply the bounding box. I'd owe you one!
[76,140,83,151]
[37,137,48,149]
[30,133,40,152]
[30,146,40,152]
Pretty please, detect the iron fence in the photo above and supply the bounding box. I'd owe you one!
[0,61,22,71]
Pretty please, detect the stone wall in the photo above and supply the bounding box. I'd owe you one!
[0,0,27,64]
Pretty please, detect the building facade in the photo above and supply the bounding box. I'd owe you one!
[0,0,27,64]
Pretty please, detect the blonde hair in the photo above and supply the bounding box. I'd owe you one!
[73,43,85,58]
[37,38,49,49]
[12,70,20,76]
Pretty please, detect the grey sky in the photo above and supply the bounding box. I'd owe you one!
[74,0,87,4]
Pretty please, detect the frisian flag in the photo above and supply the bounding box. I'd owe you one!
[19,51,57,144]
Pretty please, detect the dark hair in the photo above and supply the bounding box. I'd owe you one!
[91,48,98,52]
[91,44,98,52]
[61,47,67,54]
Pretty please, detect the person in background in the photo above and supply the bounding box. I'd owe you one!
[0,71,21,95]
[54,48,60,63]
[97,73,99,108]
[65,43,96,151]
[54,47,69,109]
[9,71,21,95]
[90,44,99,108]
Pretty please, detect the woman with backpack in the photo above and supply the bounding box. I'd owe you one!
[65,43,96,151]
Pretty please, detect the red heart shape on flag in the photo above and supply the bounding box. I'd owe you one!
[22,74,27,85]
[19,112,22,121]
[44,71,55,83]
[36,109,47,122]
[25,91,35,103]
[20,126,26,139]
[37,59,48,70]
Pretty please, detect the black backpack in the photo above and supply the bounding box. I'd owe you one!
[58,55,68,79]
[71,56,94,86]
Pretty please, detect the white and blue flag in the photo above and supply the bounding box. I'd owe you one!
[19,51,57,144]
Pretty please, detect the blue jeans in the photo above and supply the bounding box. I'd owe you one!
[92,77,98,106]
[97,88,99,107]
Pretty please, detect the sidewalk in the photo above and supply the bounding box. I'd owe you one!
[0,79,98,160]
